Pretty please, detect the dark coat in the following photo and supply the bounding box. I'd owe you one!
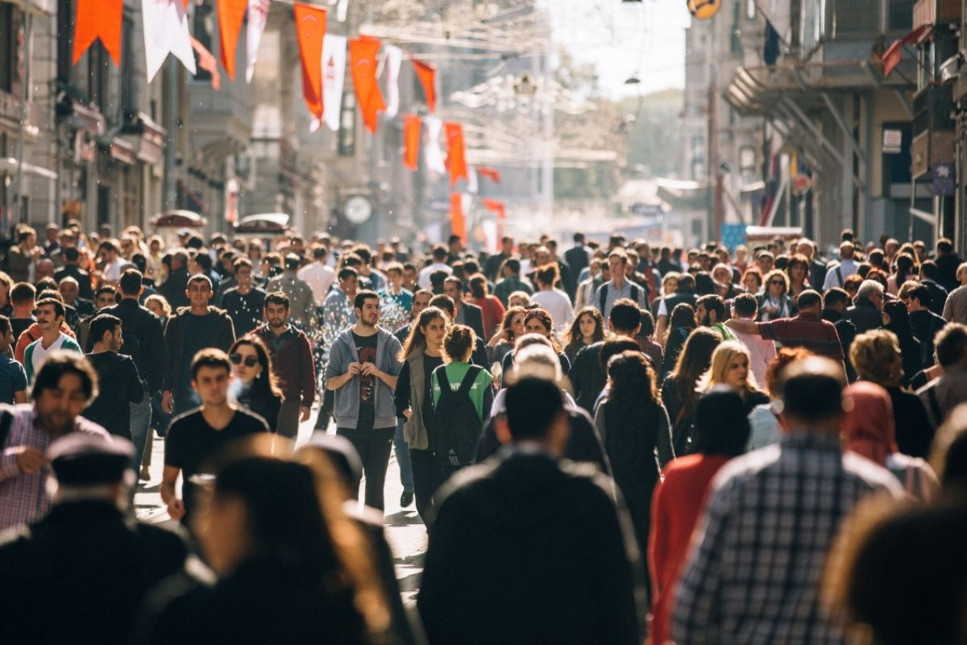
[54,264,94,299]
[418,451,643,645]
[921,279,949,316]
[0,500,188,645]
[456,301,486,345]
[564,245,591,288]
[845,298,883,334]
[102,297,167,393]
[163,306,235,392]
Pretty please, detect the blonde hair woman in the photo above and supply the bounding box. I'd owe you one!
[701,341,769,415]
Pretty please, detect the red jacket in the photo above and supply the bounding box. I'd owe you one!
[251,324,316,406]
[648,454,731,645]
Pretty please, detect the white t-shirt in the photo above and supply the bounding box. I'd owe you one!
[298,262,336,306]
[30,333,73,375]
[531,289,575,333]
[417,262,452,289]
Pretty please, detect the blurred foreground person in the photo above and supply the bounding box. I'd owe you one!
[139,440,390,645]
[299,434,425,645]
[673,357,904,644]
[647,387,750,645]
[0,351,109,530]
[419,377,643,645]
[0,434,187,644]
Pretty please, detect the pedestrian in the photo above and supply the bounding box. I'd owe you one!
[881,300,923,386]
[563,306,605,363]
[0,433,188,645]
[648,387,750,645]
[266,253,315,328]
[905,282,947,368]
[142,448,387,644]
[22,297,82,383]
[492,257,533,307]
[672,357,904,643]
[83,314,145,443]
[529,264,574,333]
[842,381,938,501]
[569,298,641,413]
[729,293,776,386]
[917,323,967,427]
[0,352,110,530]
[594,248,647,320]
[418,376,644,645]
[484,305,526,366]
[660,302,697,378]
[326,290,403,511]
[228,336,283,431]
[442,276,485,342]
[395,306,448,522]
[298,244,336,307]
[430,324,493,478]
[466,273,504,340]
[252,292,315,438]
[846,279,886,334]
[661,328,721,455]
[499,308,570,380]
[161,275,235,417]
[0,315,27,404]
[757,269,795,321]
[101,268,165,471]
[700,340,770,414]
[161,349,269,524]
[594,351,674,590]
[220,257,268,336]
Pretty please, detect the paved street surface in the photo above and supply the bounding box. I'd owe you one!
[135,415,427,608]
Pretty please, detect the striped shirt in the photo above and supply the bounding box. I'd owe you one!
[0,404,109,531]
[673,431,903,644]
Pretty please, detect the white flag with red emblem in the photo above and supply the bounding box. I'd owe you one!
[142,0,196,82]
[321,35,347,132]
[246,0,272,82]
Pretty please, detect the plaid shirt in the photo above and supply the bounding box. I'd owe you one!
[673,431,903,644]
[0,404,109,531]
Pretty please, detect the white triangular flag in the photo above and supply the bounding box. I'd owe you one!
[424,116,446,174]
[382,45,402,118]
[142,0,196,82]
[322,35,347,132]
[467,165,479,194]
[246,0,273,83]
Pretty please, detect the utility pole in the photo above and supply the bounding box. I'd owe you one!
[707,27,723,243]
[8,0,32,226]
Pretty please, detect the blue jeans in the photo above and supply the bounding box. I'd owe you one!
[394,418,414,493]
[129,395,151,471]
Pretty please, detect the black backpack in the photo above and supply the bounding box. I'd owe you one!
[433,365,484,467]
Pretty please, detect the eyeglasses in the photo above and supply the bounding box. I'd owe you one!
[229,354,258,367]
[770,280,785,286]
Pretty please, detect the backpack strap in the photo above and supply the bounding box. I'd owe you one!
[436,365,452,393]
[835,266,844,287]
[630,284,641,303]
[599,283,609,312]
[457,365,482,395]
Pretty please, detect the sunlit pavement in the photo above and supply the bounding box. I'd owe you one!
[134,412,428,607]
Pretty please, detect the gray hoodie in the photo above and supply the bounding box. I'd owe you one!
[326,326,403,429]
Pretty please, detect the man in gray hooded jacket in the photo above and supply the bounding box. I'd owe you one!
[326,290,403,510]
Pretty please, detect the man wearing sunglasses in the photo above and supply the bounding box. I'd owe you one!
[252,291,315,439]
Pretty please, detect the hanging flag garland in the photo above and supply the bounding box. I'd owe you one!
[246,0,273,82]
[424,117,447,174]
[73,0,124,66]
[350,35,386,134]
[403,114,421,171]
[322,34,347,132]
[293,3,327,123]
[382,45,403,118]
[444,122,469,186]
[449,194,468,244]
[477,167,501,184]
[142,0,196,82]
[217,0,248,80]
[412,59,437,113]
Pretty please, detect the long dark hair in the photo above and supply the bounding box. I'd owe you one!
[498,305,527,343]
[607,351,659,409]
[883,300,915,341]
[565,306,605,347]
[399,306,447,359]
[229,336,283,400]
[523,308,563,353]
[669,302,697,330]
[669,328,722,425]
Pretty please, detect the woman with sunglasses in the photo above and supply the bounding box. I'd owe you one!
[229,337,283,432]
[756,269,795,322]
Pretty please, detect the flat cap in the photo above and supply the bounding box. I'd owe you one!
[47,434,134,486]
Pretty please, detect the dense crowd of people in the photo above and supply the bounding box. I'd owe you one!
[1,219,967,643]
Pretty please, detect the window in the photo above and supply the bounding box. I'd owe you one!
[746,0,757,19]
[888,0,914,31]
[832,0,878,36]
[121,14,139,121]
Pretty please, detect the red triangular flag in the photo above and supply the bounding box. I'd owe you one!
[450,194,467,243]
[403,114,421,171]
[293,3,327,120]
[183,0,189,7]
[190,36,222,90]
[412,59,437,112]
[481,198,506,220]
[217,0,248,80]
[477,167,501,184]
[444,122,468,186]
[72,0,123,66]
[350,36,386,133]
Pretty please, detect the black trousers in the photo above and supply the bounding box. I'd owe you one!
[337,424,396,511]
[409,449,444,525]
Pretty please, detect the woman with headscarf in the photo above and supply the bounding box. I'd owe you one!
[881,300,922,387]
[842,381,938,502]
[647,387,750,645]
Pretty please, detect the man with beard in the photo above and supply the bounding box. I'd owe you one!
[326,290,403,511]
[0,352,110,530]
[252,292,315,438]
[694,294,736,341]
